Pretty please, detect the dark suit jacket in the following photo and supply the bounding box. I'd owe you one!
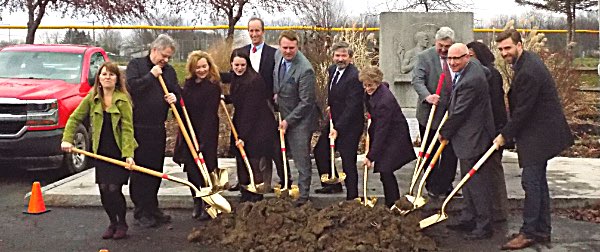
[501,51,573,167]
[412,47,452,129]
[327,64,364,143]
[366,83,416,173]
[233,43,277,101]
[440,61,495,159]
[273,50,318,132]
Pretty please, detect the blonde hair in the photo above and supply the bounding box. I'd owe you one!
[185,50,221,82]
[358,66,384,83]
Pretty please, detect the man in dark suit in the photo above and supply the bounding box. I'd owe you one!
[313,41,364,200]
[227,17,290,192]
[273,30,318,206]
[495,29,573,250]
[411,27,459,198]
[439,43,496,240]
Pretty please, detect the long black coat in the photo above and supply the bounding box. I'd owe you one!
[501,51,573,167]
[225,70,277,158]
[173,77,221,173]
[486,65,508,134]
[365,83,416,173]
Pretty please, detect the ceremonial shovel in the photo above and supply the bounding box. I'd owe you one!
[71,147,231,217]
[273,112,300,199]
[320,110,346,184]
[219,100,265,194]
[356,114,377,207]
[158,75,231,217]
[419,143,498,229]
[180,98,229,189]
[408,73,446,195]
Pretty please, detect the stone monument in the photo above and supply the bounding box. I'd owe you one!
[380,12,474,109]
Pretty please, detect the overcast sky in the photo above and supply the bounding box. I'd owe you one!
[0,0,585,42]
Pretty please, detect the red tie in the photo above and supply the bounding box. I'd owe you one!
[252,46,257,53]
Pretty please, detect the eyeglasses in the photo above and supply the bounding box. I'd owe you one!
[447,53,467,61]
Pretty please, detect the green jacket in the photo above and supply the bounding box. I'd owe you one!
[62,90,138,158]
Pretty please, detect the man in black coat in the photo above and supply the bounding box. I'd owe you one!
[495,29,574,250]
[313,41,364,200]
[126,34,181,228]
[439,43,496,240]
[226,17,290,192]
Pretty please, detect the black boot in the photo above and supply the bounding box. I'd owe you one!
[192,198,203,219]
[196,200,211,221]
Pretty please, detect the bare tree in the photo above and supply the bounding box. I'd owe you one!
[376,0,471,12]
[515,0,597,44]
[301,0,348,28]
[0,0,146,44]
[98,30,123,55]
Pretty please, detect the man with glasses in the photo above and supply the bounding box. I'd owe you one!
[126,34,180,228]
[438,43,496,240]
[411,27,459,198]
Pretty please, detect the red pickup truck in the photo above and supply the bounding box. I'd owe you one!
[0,44,109,173]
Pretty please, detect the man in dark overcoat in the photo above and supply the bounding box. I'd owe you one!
[313,41,364,200]
[439,43,496,240]
[495,29,574,250]
[126,34,181,228]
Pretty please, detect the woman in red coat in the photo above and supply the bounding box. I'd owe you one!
[224,51,277,203]
[361,66,416,208]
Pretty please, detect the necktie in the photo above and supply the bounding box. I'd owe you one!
[252,46,257,53]
[278,61,287,83]
[330,70,340,90]
[442,58,452,95]
[452,73,460,91]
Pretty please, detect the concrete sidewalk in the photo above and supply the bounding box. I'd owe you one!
[33,150,600,210]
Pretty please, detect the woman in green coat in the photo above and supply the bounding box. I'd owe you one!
[61,62,137,240]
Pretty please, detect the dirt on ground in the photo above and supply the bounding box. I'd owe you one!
[188,198,436,252]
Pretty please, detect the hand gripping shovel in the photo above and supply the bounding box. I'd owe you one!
[180,98,229,190]
[419,143,498,230]
[158,76,231,217]
[70,147,229,218]
[320,110,346,184]
[219,100,265,194]
[273,112,300,199]
[356,114,377,207]
[409,73,446,195]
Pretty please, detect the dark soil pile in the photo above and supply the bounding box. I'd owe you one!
[188,198,436,251]
[557,201,600,223]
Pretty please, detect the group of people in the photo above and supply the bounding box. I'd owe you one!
[412,26,572,250]
[59,17,573,251]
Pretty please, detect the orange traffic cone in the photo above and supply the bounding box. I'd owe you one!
[23,181,50,214]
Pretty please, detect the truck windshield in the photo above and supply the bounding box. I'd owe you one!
[0,51,83,84]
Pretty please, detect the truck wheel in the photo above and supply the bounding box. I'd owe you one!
[62,124,90,174]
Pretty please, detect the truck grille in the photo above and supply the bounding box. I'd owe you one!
[0,103,27,136]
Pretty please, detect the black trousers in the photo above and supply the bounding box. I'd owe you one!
[457,154,493,233]
[314,127,361,200]
[130,127,165,219]
[419,124,458,195]
[378,170,400,208]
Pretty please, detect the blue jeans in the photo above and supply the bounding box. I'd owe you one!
[520,161,551,238]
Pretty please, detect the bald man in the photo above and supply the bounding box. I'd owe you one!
[439,43,496,240]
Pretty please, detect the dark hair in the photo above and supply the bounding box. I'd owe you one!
[248,17,264,31]
[467,41,495,67]
[331,41,354,57]
[230,50,257,75]
[495,29,522,44]
[94,62,129,100]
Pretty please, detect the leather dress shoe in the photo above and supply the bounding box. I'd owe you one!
[314,184,343,194]
[133,216,158,228]
[151,209,171,224]
[228,183,240,191]
[501,233,536,250]
[446,222,475,232]
[101,223,116,239]
[294,198,309,207]
[508,232,550,244]
[463,230,493,240]
[112,223,128,240]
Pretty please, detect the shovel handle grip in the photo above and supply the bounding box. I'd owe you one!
[435,73,445,95]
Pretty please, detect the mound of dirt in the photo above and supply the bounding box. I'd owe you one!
[188,198,436,251]
[557,201,600,224]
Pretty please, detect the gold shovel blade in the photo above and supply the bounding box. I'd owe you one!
[205,206,219,219]
[320,172,347,184]
[274,184,300,199]
[241,182,266,194]
[201,193,232,214]
[355,197,377,208]
[419,212,448,230]
[406,195,427,209]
